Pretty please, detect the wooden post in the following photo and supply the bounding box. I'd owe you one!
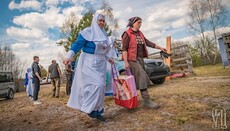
[165,36,171,81]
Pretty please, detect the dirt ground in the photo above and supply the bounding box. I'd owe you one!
[0,75,230,131]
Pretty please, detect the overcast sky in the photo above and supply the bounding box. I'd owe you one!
[0,0,230,69]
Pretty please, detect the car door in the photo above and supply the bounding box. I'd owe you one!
[6,72,15,91]
[0,72,9,97]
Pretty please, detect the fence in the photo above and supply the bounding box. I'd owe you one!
[149,44,194,74]
[170,44,194,74]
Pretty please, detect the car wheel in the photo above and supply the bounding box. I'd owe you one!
[7,89,14,99]
[151,77,165,84]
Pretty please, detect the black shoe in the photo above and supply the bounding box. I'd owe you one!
[96,115,106,121]
[88,113,97,118]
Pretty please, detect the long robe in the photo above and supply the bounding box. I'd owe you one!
[26,71,33,97]
[67,35,111,114]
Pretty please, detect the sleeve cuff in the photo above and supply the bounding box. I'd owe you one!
[67,50,75,59]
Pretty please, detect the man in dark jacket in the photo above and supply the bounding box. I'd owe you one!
[47,60,61,98]
[32,56,42,105]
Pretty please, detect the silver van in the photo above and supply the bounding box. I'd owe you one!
[0,71,15,99]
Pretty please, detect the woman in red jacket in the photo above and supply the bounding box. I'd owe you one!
[122,16,167,109]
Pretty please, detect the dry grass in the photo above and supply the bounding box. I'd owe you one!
[145,64,230,130]
[193,63,230,76]
[0,64,229,130]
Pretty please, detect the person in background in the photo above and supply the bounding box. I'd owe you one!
[47,60,61,98]
[122,16,167,109]
[105,36,119,96]
[24,70,29,88]
[65,63,73,95]
[32,56,42,105]
[26,67,33,100]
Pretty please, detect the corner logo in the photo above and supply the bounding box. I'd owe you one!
[212,105,227,129]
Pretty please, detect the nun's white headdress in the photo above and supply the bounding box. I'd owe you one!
[80,14,107,42]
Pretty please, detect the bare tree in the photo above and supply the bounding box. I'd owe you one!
[99,1,119,36]
[0,45,28,78]
[203,0,227,64]
[57,51,67,72]
[187,0,212,64]
[11,58,28,79]
[0,45,16,71]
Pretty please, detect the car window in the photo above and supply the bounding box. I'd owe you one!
[0,72,13,83]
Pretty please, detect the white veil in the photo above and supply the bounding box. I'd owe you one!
[80,14,107,42]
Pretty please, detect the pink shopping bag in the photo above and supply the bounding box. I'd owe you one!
[112,67,138,109]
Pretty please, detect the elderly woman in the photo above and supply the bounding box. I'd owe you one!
[122,16,167,109]
[64,14,114,121]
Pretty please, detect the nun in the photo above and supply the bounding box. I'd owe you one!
[64,14,114,121]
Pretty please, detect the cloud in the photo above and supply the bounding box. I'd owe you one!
[108,0,189,41]
[223,0,230,7]
[4,0,230,69]
[6,1,88,69]
[11,43,30,50]
[46,0,60,7]
[9,0,42,11]
[11,40,66,69]
[12,7,65,31]
[6,27,43,42]
[62,6,84,17]
[176,27,230,43]
[144,5,188,32]
[124,7,132,13]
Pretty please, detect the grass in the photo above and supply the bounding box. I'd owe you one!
[145,64,230,129]
[193,63,230,76]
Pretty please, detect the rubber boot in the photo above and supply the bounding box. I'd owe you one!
[141,90,160,109]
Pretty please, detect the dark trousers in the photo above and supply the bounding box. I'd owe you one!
[66,74,72,95]
[33,77,40,101]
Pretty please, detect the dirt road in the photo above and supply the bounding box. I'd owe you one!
[0,75,229,130]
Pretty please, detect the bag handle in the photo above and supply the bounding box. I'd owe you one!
[111,64,132,81]
[111,64,119,80]
[125,68,132,76]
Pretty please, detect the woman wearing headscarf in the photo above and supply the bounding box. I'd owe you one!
[122,16,167,109]
[64,14,114,121]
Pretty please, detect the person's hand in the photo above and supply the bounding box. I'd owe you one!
[109,58,114,64]
[63,58,71,65]
[39,77,42,81]
[160,47,167,52]
[124,61,130,69]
